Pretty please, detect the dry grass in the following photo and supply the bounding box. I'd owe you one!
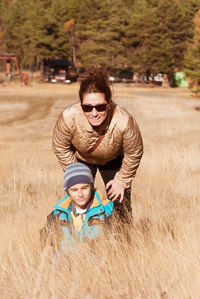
[0,82,200,298]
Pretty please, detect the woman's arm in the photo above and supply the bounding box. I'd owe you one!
[115,116,143,187]
[106,116,143,201]
[52,112,77,171]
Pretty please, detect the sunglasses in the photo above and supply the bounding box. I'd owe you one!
[81,103,107,112]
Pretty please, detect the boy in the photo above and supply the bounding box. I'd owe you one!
[40,163,114,251]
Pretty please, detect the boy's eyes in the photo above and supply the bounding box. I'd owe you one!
[70,186,90,192]
[82,186,89,190]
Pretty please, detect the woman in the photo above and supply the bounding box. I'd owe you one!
[52,67,143,223]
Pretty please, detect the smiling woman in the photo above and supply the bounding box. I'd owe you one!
[81,93,110,127]
[52,67,143,225]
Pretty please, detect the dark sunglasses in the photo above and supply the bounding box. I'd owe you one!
[81,103,107,112]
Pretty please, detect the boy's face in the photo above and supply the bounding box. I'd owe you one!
[68,183,92,209]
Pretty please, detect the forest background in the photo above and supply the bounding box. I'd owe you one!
[1,0,200,83]
[1,0,200,297]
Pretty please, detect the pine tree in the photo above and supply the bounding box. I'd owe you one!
[155,0,189,72]
[0,0,10,53]
[65,0,128,69]
[5,0,71,68]
[3,0,196,77]
[125,0,161,74]
[184,9,200,93]
[126,0,192,78]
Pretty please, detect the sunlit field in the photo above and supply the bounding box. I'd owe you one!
[0,82,200,298]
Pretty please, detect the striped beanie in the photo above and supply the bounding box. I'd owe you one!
[64,163,93,193]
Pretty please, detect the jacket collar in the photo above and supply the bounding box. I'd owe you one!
[54,194,72,212]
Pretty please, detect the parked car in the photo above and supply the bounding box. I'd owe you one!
[109,69,133,83]
[153,73,163,83]
[134,73,163,85]
[44,59,78,84]
[51,70,71,84]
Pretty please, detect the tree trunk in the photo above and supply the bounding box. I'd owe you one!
[40,59,44,82]
[162,73,170,87]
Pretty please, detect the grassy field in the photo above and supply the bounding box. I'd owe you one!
[0,82,200,298]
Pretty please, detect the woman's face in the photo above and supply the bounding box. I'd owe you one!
[82,92,110,127]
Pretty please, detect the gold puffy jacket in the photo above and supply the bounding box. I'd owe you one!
[52,102,143,189]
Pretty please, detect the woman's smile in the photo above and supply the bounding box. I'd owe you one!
[82,92,110,127]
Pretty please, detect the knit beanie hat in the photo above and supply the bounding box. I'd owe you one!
[64,163,93,193]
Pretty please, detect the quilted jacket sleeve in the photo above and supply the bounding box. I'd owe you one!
[52,112,77,171]
[114,115,143,188]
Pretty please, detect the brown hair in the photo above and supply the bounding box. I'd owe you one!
[79,67,112,103]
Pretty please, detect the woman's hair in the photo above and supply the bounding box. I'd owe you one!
[79,67,112,103]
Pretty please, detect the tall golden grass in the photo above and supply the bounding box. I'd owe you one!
[0,83,200,298]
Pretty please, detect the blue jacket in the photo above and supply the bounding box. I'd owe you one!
[41,189,113,250]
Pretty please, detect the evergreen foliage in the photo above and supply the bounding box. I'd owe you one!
[126,0,191,75]
[184,9,200,93]
[4,0,71,68]
[0,0,199,79]
[0,0,9,52]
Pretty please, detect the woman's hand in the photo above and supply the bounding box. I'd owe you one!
[106,179,125,202]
